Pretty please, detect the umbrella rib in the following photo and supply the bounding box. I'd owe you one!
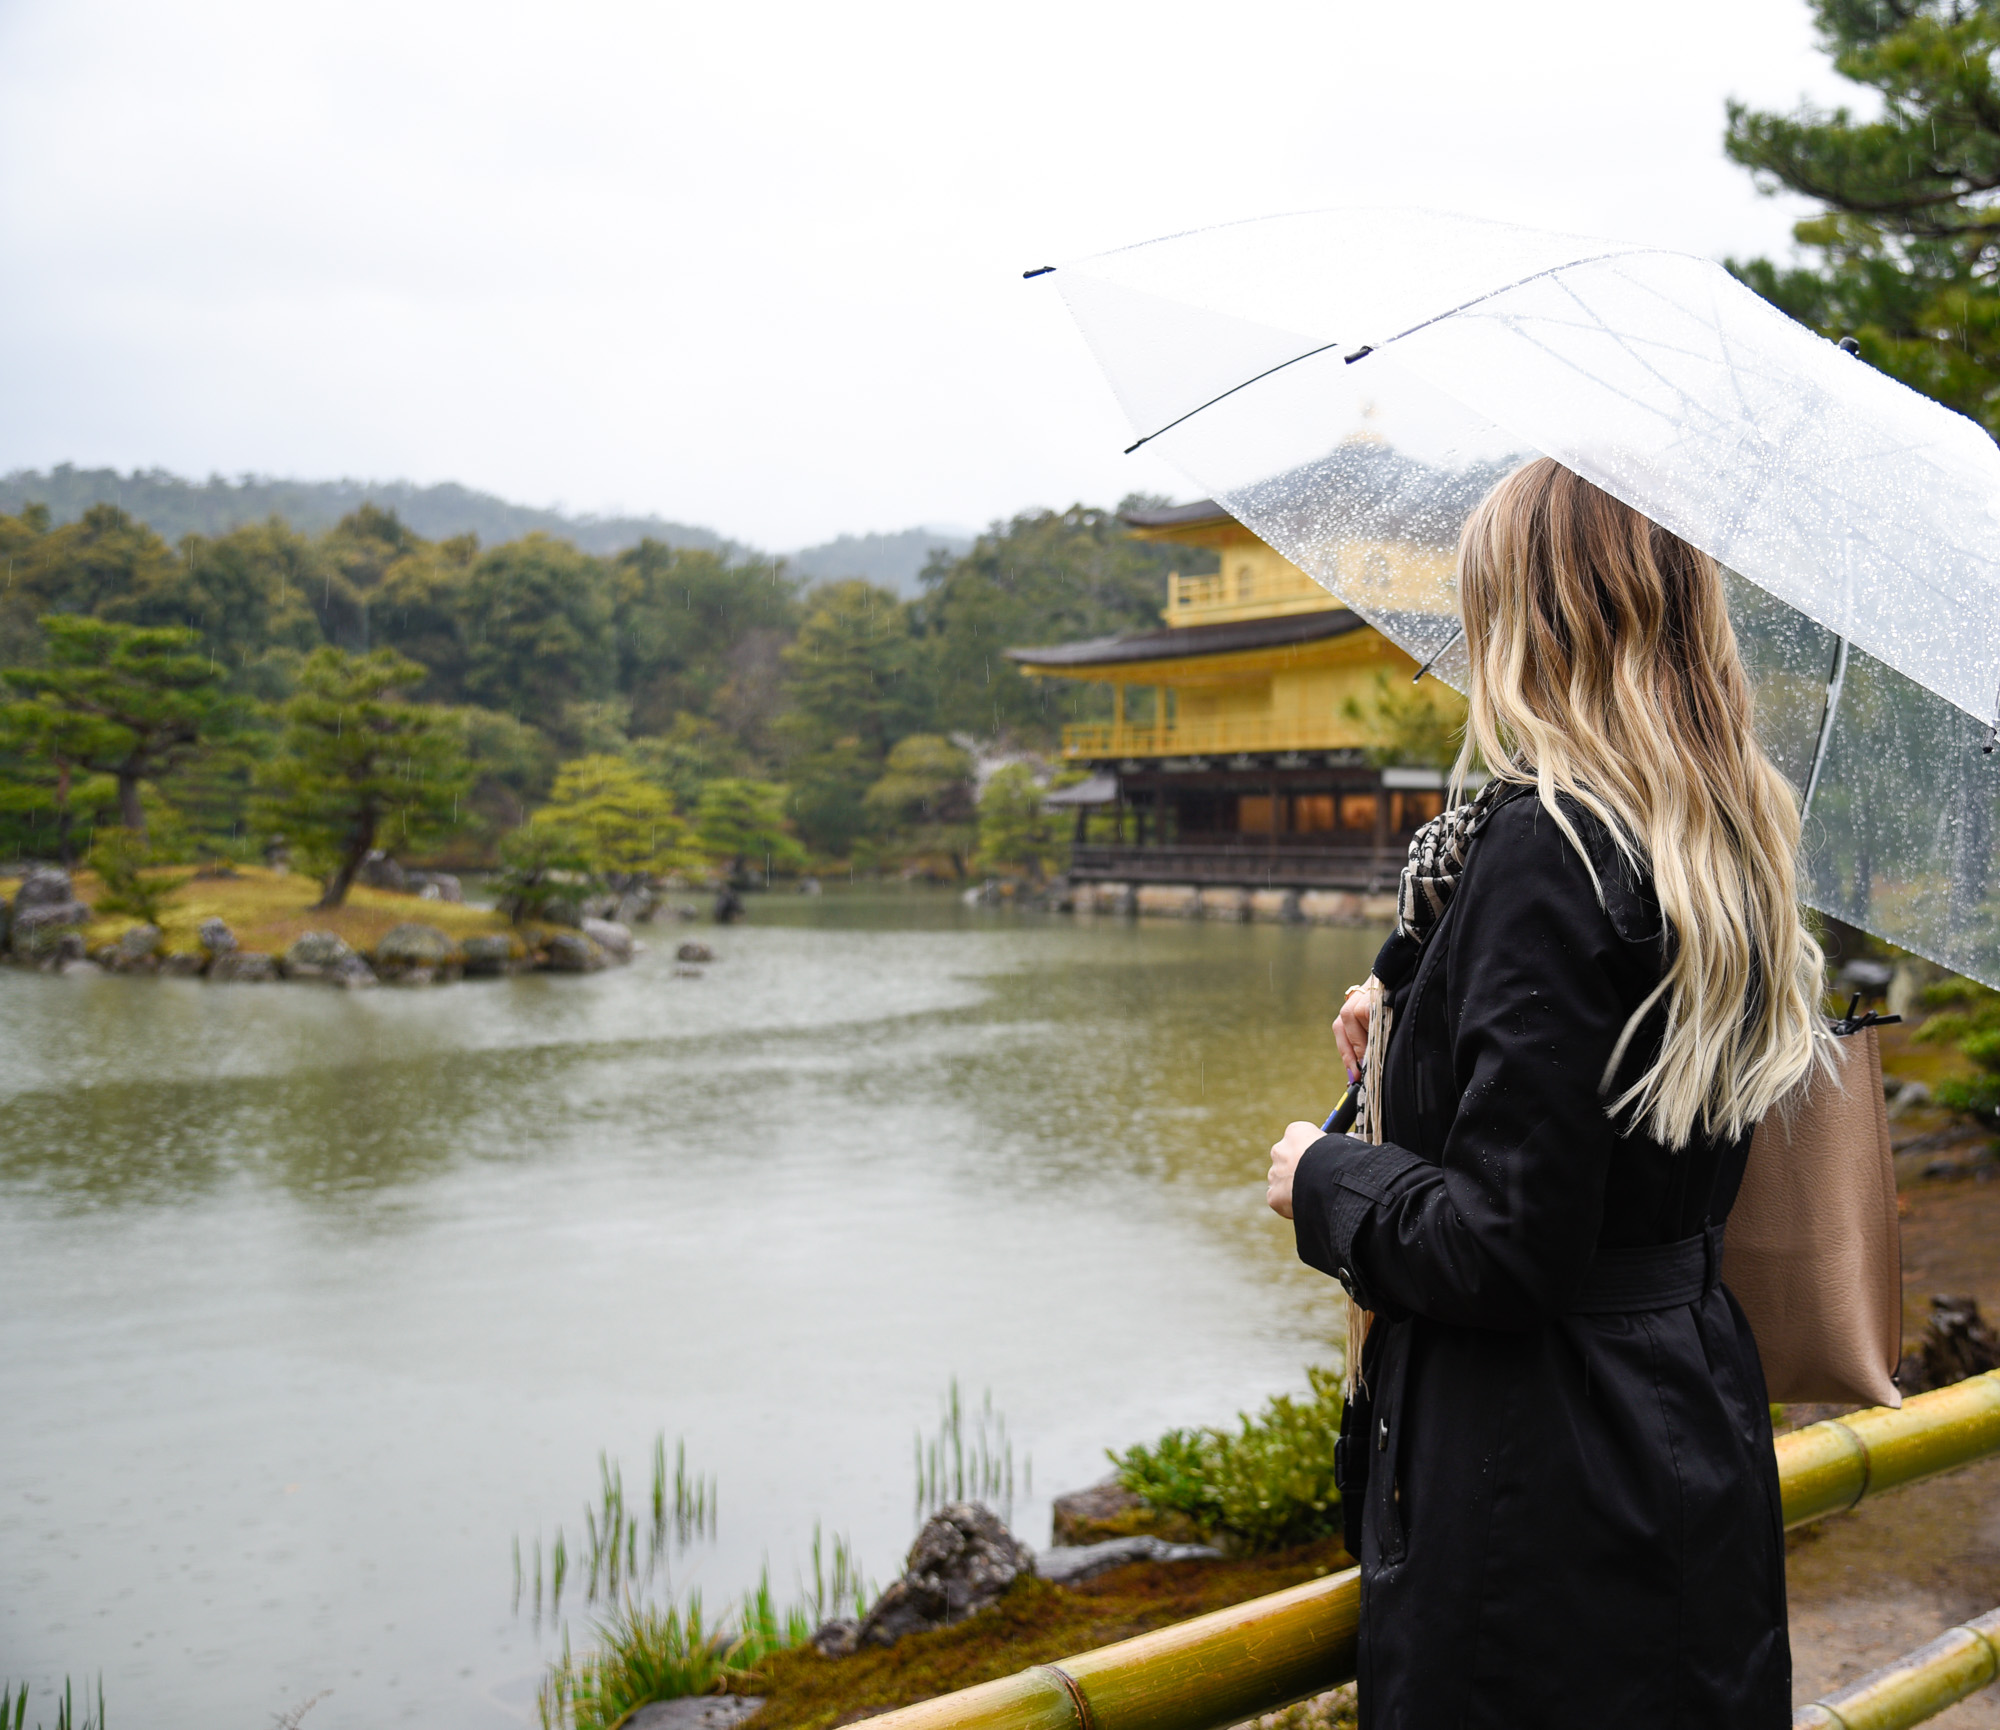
[1363,247,1671,359]
[1119,246,1668,453]
[1121,340,1347,453]
[1801,635,1850,818]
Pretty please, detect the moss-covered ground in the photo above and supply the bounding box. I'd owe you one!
[68,864,511,958]
[736,1543,1352,1730]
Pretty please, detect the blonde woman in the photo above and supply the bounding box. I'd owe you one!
[1265,458,1826,1729]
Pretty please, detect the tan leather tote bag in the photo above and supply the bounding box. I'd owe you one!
[1721,1020,1903,1409]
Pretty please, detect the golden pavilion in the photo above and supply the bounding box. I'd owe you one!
[1006,500,1452,893]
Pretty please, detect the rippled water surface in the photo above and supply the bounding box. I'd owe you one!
[1,891,1381,1727]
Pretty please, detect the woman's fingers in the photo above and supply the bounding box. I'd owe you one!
[1333,989,1373,1082]
[1266,1120,1324,1219]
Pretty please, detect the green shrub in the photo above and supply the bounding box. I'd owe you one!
[87,829,185,924]
[1915,977,2000,1124]
[1108,1365,1344,1553]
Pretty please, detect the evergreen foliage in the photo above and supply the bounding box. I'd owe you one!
[0,486,1230,872]
[864,735,978,877]
[1915,974,2000,1120]
[0,616,241,837]
[527,755,695,878]
[1726,0,2000,432]
[257,648,472,908]
[976,763,1068,880]
[695,779,807,878]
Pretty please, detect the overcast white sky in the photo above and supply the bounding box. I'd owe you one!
[0,0,1853,550]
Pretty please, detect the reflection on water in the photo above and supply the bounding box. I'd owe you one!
[0,890,1381,1728]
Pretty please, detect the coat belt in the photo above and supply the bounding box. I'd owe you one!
[1565,1221,1725,1314]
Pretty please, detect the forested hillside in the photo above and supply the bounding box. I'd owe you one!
[0,494,1206,875]
[0,466,737,559]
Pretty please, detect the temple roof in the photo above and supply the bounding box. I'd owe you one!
[1118,499,1231,531]
[1005,606,1366,670]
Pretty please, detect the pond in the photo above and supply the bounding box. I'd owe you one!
[0,890,1381,1728]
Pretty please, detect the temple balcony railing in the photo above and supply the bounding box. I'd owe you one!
[1061,716,1365,760]
[1164,566,1338,627]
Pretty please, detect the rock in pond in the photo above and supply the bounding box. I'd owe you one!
[460,932,527,977]
[407,870,464,903]
[848,1502,1033,1651]
[543,931,607,973]
[208,951,277,983]
[580,916,634,963]
[373,922,463,983]
[197,917,238,955]
[676,941,716,964]
[1035,1535,1223,1586]
[98,924,164,974]
[12,900,92,962]
[159,952,205,977]
[282,931,378,987]
[15,866,80,911]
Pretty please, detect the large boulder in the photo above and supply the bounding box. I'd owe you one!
[282,931,376,987]
[208,951,277,983]
[461,932,527,977]
[374,922,463,984]
[408,871,464,904]
[845,1503,1033,1651]
[12,900,92,963]
[580,917,634,963]
[543,931,607,973]
[357,850,409,893]
[197,917,238,955]
[97,923,164,975]
[15,866,79,910]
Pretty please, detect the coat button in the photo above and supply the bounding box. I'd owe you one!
[1377,1418,1389,1452]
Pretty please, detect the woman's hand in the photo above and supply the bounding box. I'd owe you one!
[1334,977,1377,1083]
[1266,1119,1326,1220]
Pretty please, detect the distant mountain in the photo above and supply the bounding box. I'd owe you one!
[0,464,983,588]
[0,465,741,558]
[784,526,975,595]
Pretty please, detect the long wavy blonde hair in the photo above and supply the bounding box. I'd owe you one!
[1453,457,1828,1147]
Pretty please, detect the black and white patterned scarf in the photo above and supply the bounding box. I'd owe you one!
[1395,778,1506,946]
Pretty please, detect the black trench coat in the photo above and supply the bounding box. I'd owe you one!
[1291,790,1788,1729]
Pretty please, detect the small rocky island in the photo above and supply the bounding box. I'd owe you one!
[0,854,697,986]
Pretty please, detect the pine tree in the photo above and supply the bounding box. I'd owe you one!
[0,616,240,839]
[527,754,695,877]
[259,647,472,909]
[1726,0,2000,432]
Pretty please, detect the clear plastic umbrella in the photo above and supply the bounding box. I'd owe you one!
[1041,208,2000,987]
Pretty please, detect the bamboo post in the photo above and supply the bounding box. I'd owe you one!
[854,1373,2000,1730]
[1793,1607,2000,1729]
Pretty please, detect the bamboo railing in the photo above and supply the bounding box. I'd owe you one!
[854,1371,2000,1730]
[1794,1607,2000,1729]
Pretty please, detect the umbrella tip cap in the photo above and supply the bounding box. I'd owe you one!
[1023,265,1056,280]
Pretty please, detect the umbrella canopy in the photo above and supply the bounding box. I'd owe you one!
[1043,208,2000,988]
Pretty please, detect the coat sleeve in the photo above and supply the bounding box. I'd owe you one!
[1291,797,1654,1331]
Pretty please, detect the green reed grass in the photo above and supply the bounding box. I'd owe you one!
[516,1433,718,1622]
[2,1677,104,1730]
[914,1379,1030,1525]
